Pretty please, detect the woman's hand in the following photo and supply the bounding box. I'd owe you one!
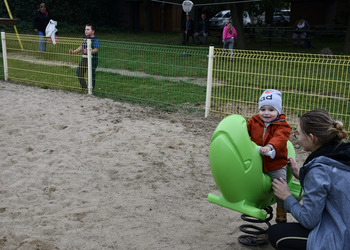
[288,157,300,180]
[272,178,292,201]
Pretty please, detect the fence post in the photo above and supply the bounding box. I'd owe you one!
[205,45,214,118]
[87,38,92,95]
[1,31,8,81]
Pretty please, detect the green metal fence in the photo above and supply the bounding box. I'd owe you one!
[1,32,350,132]
[94,40,208,114]
[208,48,350,132]
[2,33,209,115]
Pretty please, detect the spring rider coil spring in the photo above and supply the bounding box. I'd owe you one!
[207,114,302,246]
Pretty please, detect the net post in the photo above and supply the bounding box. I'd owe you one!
[87,38,92,94]
[205,45,214,117]
[1,31,8,81]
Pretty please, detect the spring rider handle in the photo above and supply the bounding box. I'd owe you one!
[207,114,302,220]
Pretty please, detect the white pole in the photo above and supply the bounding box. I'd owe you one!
[1,31,8,81]
[205,45,214,118]
[87,39,92,95]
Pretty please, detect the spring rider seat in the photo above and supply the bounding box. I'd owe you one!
[207,114,302,221]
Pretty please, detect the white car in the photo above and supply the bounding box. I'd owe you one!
[209,10,251,30]
[273,9,290,26]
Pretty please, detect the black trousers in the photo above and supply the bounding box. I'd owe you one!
[182,31,193,44]
[76,58,98,89]
[267,223,310,250]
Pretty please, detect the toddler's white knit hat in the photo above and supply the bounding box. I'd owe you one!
[258,89,282,114]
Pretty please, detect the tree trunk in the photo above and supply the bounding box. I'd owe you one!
[143,0,152,32]
[161,3,166,32]
[231,4,246,49]
[264,4,274,26]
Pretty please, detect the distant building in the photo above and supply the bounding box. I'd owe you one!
[118,0,183,32]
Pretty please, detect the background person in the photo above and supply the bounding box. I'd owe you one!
[222,19,237,61]
[69,24,99,90]
[182,15,194,45]
[268,109,350,249]
[292,18,310,47]
[33,3,51,52]
[194,13,209,44]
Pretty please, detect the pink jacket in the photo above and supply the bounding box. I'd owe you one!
[222,25,237,41]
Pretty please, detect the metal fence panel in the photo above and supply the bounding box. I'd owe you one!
[211,48,350,132]
[2,33,350,132]
[3,33,209,115]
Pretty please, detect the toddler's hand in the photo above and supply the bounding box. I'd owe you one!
[259,146,271,153]
[259,146,276,159]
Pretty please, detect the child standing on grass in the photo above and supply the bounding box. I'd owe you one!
[247,89,291,223]
[69,24,99,90]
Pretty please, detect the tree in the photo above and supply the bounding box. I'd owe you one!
[142,0,153,32]
[230,3,247,49]
[258,0,290,26]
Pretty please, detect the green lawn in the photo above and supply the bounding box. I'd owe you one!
[2,28,348,121]
[90,30,346,55]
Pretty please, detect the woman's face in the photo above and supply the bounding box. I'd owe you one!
[40,5,46,13]
[296,123,315,151]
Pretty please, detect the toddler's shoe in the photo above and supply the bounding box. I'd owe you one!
[276,207,287,223]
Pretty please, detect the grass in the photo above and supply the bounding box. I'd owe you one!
[94,72,206,111]
[6,54,207,108]
[97,41,208,77]
[3,33,209,114]
[6,57,81,91]
[211,56,350,125]
[2,28,349,124]
[89,29,347,55]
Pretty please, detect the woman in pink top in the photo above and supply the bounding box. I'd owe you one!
[222,19,237,61]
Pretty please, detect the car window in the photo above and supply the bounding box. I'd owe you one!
[215,12,224,17]
[223,12,231,18]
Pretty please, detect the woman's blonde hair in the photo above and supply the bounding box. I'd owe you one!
[40,3,46,8]
[299,109,348,144]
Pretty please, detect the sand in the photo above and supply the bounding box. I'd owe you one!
[0,81,307,250]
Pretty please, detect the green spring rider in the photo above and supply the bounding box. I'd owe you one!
[207,114,302,221]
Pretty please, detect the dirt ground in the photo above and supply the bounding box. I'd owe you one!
[0,81,308,250]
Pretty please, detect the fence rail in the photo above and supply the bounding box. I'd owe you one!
[1,32,350,133]
[209,47,350,132]
[1,33,209,115]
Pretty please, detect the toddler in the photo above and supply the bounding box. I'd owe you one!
[247,89,291,223]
